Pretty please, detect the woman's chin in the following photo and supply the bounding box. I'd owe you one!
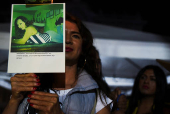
[141,91,155,97]
[66,59,78,66]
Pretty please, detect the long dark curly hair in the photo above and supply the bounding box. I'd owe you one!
[14,16,31,39]
[25,13,111,114]
[66,12,111,103]
[126,65,167,114]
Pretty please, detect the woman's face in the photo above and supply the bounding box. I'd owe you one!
[65,21,83,63]
[17,19,27,30]
[139,69,156,96]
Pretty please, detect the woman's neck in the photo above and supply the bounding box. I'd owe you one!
[53,64,78,90]
[140,95,154,106]
[65,64,78,87]
[137,95,155,114]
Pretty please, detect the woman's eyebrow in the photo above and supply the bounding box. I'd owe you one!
[150,75,156,77]
[71,31,80,34]
[142,74,146,76]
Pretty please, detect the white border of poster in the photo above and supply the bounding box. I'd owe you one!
[8,3,65,73]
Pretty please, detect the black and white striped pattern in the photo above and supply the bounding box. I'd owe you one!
[27,33,51,44]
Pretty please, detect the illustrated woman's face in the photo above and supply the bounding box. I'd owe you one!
[139,69,156,96]
[65,21,83,63]
[17,19,27,30]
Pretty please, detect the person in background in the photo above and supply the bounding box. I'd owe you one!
[126,65,170,114]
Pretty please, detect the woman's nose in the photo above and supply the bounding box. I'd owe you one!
[18,25,21,29]
[65,33,72,44]
[144,77,150,83]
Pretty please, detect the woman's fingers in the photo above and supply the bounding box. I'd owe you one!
[118,95,126,102]
[28,99,54,106]
[117,102,127,108]
[115,88,121,95]
[109,87,121,101]
[112,110,125,114]
[29,94,58,103]
[11,76,39,82]
[10,73,40,100]
[30,103,55,113]
[12,86,38,92]
[27,91,60,113]
[11,81,40,87]
[28,91,58,103]
[113,88,121,101]
[117,95,127,112]
[14,73,37,77]
[31,104,50,112]
[32,91,58,97]
[11,75,40,92]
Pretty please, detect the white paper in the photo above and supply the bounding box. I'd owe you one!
[8,3,65,73]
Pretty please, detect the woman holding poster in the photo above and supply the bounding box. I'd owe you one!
[3,13,122,114]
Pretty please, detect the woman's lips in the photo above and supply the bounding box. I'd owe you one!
[142,85,149,89]
[66,47,73,52]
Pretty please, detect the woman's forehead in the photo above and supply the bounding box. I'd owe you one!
[66,21,79,32]
[143,69,155,76]
[17,19,23,24]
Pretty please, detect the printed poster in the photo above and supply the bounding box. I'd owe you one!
[8,3,65,73]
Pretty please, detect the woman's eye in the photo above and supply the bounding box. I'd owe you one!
[140,75,146,79]
[151,78,156,81]
[72,35,80,39]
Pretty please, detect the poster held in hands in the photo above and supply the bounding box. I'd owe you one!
[8,3,65,73]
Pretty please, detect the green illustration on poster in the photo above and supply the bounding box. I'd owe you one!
[11,4,64,52]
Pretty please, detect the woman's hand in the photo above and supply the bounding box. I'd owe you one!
[109,88,121,102]
[109,88,127,113]
[112,110,125,114]
[2,73,40,114]
[116,95,127,112]
[10,73,40,102]
[28,91,64,114]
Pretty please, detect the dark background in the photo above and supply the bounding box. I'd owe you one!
[1,1,170,38]
[0,0,170,113]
